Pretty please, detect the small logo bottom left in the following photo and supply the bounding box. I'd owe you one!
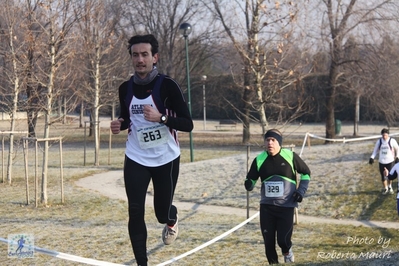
[8,234,34,259]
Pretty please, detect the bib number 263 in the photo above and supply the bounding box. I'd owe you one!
[137,124,168,149]
[143,130,161,142]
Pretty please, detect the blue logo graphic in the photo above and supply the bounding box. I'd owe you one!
[8,234,34,259]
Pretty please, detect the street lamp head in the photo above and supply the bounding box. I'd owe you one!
[201,75,207,81]
[179,23,192,37]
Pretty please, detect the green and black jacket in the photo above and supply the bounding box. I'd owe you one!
[246,148,311,208]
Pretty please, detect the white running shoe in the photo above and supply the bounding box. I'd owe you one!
[162,216,178,245]
[382,188,388,195]
[284,248,295,263]
[389,187,394,195]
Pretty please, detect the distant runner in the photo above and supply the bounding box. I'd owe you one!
[369,128,399,195]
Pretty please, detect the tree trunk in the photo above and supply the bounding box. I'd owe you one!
[7,81,20,185]
[79,101,84,128]
[26,82,40,138]
[41,113,50,205]
[256,80,268,134]
[325,95,335,140]
[92,41,102,166]
[6,24,21,185]
[353,93,360,136]
[242,90,251,144]
[41,20,57,205]
[242,67,251,143]
[325,38,342,142]
[27,107,38,138]
[63,96,67,124]
[324,0,358,142]
[325,83,336,141]
[89,111,93,137]
[58,96,62,121]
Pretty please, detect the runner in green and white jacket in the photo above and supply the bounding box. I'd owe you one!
[245,129,311,264]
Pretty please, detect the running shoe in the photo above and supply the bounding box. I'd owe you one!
[389,187,394,195]
[162,216,178,245]
[284,248,295,263]
[382,188,388,195]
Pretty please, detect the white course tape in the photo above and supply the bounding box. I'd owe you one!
[156,211,260,266]
[1,212,260,266]
[0,237,124,266]
[308,132,399,143]
[299,132,399,157]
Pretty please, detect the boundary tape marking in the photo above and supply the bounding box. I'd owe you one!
[0,211,260,265]
[156,211,260,266]
[299,132,399,157]
[0,237,124,266]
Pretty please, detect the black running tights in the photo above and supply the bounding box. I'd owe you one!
[260,204,294,264]
[123,155,179,265]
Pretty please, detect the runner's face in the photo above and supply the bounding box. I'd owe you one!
[382,133,389,140]
[131,43,158,79]
[265,137,280,156]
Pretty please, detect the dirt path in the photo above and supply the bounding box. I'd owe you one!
[75,170,399,229]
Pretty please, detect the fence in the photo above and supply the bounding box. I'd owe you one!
[22,136,64,207]
[1,131,29,183]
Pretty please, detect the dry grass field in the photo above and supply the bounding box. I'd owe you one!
[1,117,399,265]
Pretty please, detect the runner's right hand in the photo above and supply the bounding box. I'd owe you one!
[244,179,255,191]
[110,118,124,134]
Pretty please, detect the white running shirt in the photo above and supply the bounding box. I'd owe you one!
[370,137,399,164]
[125,95,180,167]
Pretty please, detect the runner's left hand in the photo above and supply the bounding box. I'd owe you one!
[292,191,303,202]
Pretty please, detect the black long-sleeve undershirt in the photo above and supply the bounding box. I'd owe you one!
[118,75,193,133]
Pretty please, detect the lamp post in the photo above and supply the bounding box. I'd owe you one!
[201,75,207,130]
[179,22,194,162]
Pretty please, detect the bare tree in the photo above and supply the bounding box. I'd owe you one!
[1,0,27,184]
[25,0,43,138]
[367,35,399,127]
[73,0,126,166]
[118,0,220,102]
[319,0,399,140]
[208,0,307,142]
[120,0,193,77]
[33,0,76,205]
[340,36,377,136]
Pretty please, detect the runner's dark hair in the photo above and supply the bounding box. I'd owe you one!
[128,34,159,57]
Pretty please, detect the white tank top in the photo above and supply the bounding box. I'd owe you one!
[125,95,180,167]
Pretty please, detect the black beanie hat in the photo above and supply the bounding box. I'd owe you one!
[264,130,283,146]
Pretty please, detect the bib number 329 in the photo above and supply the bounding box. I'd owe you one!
[265,181,284,197]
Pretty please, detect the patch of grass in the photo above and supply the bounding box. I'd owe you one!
[293,143,399,223]
[2,192,398,266]
[318,148,398,222]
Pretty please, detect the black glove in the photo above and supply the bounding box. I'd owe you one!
[244,179,255,191]
[369,158,374,165]
[292,191,303,202]
[395,158,399,164]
